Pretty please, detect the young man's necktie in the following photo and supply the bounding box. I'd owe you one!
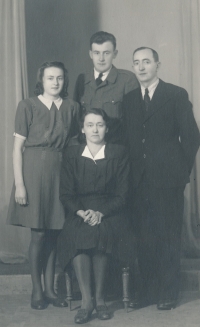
[96,72,103,86]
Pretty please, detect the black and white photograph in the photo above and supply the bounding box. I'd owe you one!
[0,1,200,326]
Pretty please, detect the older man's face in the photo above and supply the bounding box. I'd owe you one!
[133,49,160,87]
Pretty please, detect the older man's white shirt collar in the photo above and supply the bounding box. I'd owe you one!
[38,95,63,110]
[141,78,159,100]
[82,145,105,161]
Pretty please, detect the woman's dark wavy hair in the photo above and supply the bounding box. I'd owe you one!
[78,108,110,144]
[34,61,69,98]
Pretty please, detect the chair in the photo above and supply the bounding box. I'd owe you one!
[57,266,130,312]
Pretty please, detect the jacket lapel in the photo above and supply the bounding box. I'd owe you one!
[143,79,172,122]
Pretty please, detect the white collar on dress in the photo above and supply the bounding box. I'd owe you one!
[38,94,63,110]
[82,144,105,161]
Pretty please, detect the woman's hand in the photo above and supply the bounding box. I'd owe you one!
[13,137,27,205]
[85,210,104,226]
[96,211,104,224]
[15,184,28,205]
[77,210,104,226]
[84,210,97,226]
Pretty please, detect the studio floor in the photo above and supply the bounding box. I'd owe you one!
[0,258,200,327]
[0,292,200,327]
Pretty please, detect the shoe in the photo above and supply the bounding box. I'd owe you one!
[44,295,68,307]
[74,309,92,324]
[31,296,48,310]
[128,296,150,309]
[96,305,111,320]
[157,301,176,310]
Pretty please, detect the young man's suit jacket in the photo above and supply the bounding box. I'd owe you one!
[122,79,200,189]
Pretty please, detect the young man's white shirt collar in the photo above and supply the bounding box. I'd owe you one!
[38,94,63,110]
[82,145,105,162]
[141,78,159,100]
[94,67,112,81]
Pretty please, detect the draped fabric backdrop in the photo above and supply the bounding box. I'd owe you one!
[0,0,30,263]
[180,0,200,256]
[0,0,199,262]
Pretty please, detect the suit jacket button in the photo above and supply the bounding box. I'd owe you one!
[142,139,145,143]
[143,154,146,158]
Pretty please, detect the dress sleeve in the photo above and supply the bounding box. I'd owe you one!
[102,147,130,217]
[59,149,85,216]
[14,99,33,137]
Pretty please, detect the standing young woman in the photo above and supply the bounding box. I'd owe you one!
[57,108,132,324]
[7,61,79,310]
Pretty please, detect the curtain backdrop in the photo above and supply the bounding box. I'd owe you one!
[1,0,200,262]
[180,0,200,257]
[0,0,30,263]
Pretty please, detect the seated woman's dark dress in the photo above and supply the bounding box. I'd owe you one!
[57,143,133,271]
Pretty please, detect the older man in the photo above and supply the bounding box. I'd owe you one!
[123,47,199,310]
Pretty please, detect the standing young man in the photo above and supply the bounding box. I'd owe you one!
[74,31,138,143]
[123,47,199,310]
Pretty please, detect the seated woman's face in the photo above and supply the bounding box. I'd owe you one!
[82,113,108,145]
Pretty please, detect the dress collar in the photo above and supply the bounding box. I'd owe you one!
[82,144,105,161]
[38,95,63,110]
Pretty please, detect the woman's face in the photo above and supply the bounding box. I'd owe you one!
[82,113,108,145]
[42,67,64,99]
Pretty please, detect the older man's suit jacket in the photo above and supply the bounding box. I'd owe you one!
[122,79,200,189]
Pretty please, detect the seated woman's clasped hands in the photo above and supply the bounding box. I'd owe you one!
[77,209,103,225]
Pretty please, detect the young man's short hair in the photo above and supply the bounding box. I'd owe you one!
[90,31,116,50]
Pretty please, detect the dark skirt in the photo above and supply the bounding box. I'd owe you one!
[7,148,65,229]
[57,209,136,271]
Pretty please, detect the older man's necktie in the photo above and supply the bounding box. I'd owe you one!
[144,88,150,111]
[96,72,103,86]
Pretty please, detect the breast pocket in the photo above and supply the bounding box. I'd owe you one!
[103,95,123,119]
[80,96,91,111]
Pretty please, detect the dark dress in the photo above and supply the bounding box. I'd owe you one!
[57,144,133,270]
[7,97,79,229]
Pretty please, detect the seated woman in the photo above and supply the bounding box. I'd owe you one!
[57,108,131,324]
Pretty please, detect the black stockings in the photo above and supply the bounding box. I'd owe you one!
[73,251,108,310]
[29,229,59,301]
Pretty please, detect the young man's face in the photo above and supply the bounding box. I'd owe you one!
[89,41,118,73]
[132,48,160,87]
